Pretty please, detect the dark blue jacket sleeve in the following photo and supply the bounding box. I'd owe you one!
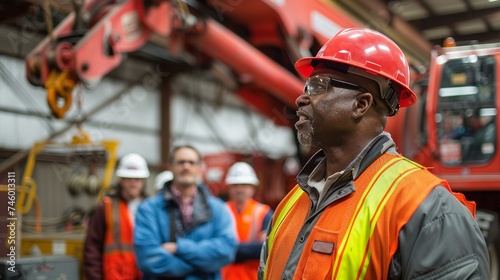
[235,209,274,263]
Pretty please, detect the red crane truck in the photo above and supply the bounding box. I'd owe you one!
[386,39,500,277]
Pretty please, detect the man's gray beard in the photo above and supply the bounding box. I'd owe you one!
[297,127,314,147]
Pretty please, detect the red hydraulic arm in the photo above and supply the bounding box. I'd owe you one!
[26,0,178,118]
[25,0,366,119]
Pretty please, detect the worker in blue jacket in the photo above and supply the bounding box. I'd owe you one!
[134,145,237,280]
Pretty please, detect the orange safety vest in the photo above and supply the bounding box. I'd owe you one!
[103,197,141,280]
[223,199,271,280]
[263,154,475,280]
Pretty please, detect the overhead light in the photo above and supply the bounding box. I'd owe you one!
[488,0,498,2]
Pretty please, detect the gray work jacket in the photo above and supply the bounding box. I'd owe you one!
[259,133,489,279]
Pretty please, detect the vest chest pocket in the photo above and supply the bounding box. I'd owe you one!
[298,226,338,280]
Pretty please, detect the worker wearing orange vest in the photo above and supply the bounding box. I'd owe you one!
[222,162,273,280]
[84,153,150,280]
[258,28,490,279]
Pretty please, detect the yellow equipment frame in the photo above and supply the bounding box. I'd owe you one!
[17,128,119,215]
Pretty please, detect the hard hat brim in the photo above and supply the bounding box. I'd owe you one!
[116,169,150,179]
[226,176,260,186]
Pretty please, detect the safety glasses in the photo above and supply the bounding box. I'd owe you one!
[304,75,368,96]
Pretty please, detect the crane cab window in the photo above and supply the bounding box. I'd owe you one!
[436,55,497,165]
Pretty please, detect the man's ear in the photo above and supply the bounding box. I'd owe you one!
[352,92,372,118]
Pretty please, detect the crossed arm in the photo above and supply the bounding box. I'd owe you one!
[134,201,237,278]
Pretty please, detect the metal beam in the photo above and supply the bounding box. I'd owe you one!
[0,106,159,135]
[409,7,500,30]
[23,0,73,14]
[159,77,172,168]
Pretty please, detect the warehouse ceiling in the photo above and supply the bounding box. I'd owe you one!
[383,0,500,46]
[0,0,499,65]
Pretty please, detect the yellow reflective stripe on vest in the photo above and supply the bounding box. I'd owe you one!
[264,187,304,279]
[267,187,304,254]
[332,157,420,279]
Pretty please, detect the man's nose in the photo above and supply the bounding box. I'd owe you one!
[295,91,310,107]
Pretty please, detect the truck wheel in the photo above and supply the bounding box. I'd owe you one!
[476,210,500,280]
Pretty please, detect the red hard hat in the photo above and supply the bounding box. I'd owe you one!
[295,28,417,109]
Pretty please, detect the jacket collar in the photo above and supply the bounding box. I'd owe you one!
[162,181,210,200]
[296,132,397,191]
[161,181,213,230]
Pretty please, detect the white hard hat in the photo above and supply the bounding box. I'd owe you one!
[116,153,150,179]
[225,162,259,186]
[155,170,173,190]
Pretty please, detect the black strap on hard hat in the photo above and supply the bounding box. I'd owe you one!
[382,82,400,116]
